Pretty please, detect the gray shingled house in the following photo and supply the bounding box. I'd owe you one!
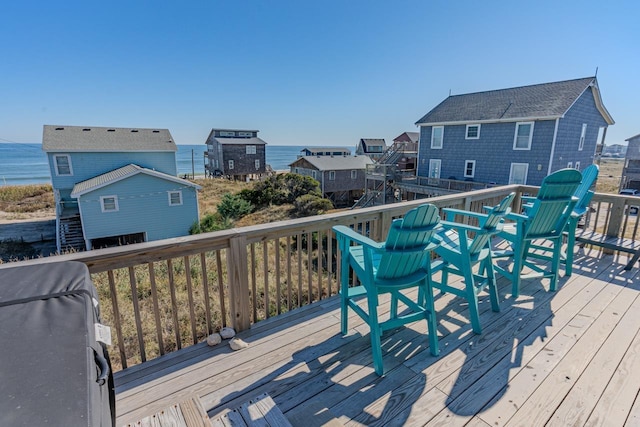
[289,155,373,207]
[415,77,614,186]
[205,129,267,180]
[299,147,351,157]
[355,138,387,161]
[621,133,640,190]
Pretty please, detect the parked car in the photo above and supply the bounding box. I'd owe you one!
[620,189,639,214]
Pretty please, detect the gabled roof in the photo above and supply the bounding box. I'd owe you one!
[43,125,177,152]
[71,164,200,197]
[625,133,640,142]
[213,137,267,146]
[394,132,419,143]
[290,155,373,171]
[415,77,614,126]
[359,138,386,147]
[301,147,351,154]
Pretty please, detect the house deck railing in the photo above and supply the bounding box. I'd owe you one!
[3,185,638,372]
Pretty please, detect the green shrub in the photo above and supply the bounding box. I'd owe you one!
[190,213,234,234]
[217,193,253,219]
[293,194,333,217]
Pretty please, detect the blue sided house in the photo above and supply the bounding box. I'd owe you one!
[414,77,614,186]
[43,125,201,252]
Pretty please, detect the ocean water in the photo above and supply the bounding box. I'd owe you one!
[0,143,349,186]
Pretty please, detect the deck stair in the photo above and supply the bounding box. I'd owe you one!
[59,214,84,252]
[211,393,293,427]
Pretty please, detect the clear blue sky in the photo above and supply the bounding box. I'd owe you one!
[1,0,638,147]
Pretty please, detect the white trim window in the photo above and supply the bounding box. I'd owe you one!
[100,195,119,212]
[228,160,234,170]
[168,191,183,206]
[311,170,317,179]
[429,159,441,178]
[329,171,336,180]
[575,161,581,170]
[465,124,481,140]
[567,161,573,169]
[54,154,73,176]
[431,126,444,149]
[351,170,357,179]
[246,145,256,155]
[220,131,235,137]
[513,122,534,150]
[239,131,252,137]
[579,123,587,151]
[464,160,476,178]
[509,163,529,185]
[255,159,260,169]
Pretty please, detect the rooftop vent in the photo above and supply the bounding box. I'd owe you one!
[82,128,91,131]
[153,130,160,133]
[107,129,115,132]
[131,129,139,133]
[55,127,64,130]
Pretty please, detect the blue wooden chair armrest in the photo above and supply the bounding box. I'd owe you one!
[443,207,488,222]
[332,225,384,251]
[504,212,528,222]
[440,220,482,234]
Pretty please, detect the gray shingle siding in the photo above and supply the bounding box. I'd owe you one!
[552,87,609,172]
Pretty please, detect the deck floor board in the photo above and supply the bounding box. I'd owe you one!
[117,251,640,427]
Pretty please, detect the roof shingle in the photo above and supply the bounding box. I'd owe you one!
[43,125,177,152]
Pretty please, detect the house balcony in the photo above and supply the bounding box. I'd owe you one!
[3,186,640,426]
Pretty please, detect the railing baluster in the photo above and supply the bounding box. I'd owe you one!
[318,231,323,300]
[297,233,302,307]
[307,232,312,303]
[147,262,165,355]
[199,253,212,336]
[128,266,146,363]
[275,238,281,315]
[250,244,257,323]
[286,236,292,311]
[263,242,269,319]
[107,270,127,369]
[183,256,197,345]
[327,229,333,297]
[166,259,182,350]
[215,251,226,328]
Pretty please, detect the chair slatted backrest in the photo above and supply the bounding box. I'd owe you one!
[573,164,599,214]
[524,169,582,238]
[376,204,440,280]
[467,192,515,256]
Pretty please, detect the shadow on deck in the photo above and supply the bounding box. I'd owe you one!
[115,247,640,427]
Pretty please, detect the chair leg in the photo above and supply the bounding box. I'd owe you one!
[340,259,350,335]
[550,238,562,292]
[366,297,384,376]
[565,221,577,277]
[390,292,399,320]
[511,241,526,298]
[484,257,500,312]
[463,267,482,334]
[423,279,439,356]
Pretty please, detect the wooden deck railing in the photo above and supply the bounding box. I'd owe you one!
[2,184,638,371]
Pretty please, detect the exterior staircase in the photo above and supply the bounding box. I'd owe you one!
[59,214,85,252]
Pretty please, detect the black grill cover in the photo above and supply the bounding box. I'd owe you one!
[0,261,114,426]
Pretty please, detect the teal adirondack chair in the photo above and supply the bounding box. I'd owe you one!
[523,165,599,276]
[433,193,515,334]
[493,169,582,298]
[333,204,442,376]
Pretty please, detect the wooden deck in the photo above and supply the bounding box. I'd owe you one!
[115,246,640,427]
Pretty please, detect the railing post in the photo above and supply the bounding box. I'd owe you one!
[605,199,626,239]
[227,234,251,331]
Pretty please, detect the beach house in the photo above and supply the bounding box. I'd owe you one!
[205,128,267,180]
[621,133,640,190]
[289,154,373,206]
[355,138,387,161]
[43,125,200,251]
[415,77,614,186]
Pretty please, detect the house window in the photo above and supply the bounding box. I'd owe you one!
[228,160,234,170]
[575,161,581,170]
[239,131,252,137]
[100,195,119,212]
[54,154,73,176]
[246,145,256,155]
[429,159,441,178]
[329,171,336,180]
[295,168,299,174]
[255,159,260,169]
[465,124,481,140]
[220,131,235,137]
[431,126,444,149]
[351,170,357,179]
[513,122,534,150]
[311,170,317,179]
[567,162,573,169]
[579,123,587,151]
[464,160,476,178]
[509,163,529,185]
[168,191,182,206]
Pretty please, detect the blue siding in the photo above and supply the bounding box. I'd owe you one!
[553,87,608,172]
[418,120,556,186]
[48,151,177,192]
[77,173,198,243]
